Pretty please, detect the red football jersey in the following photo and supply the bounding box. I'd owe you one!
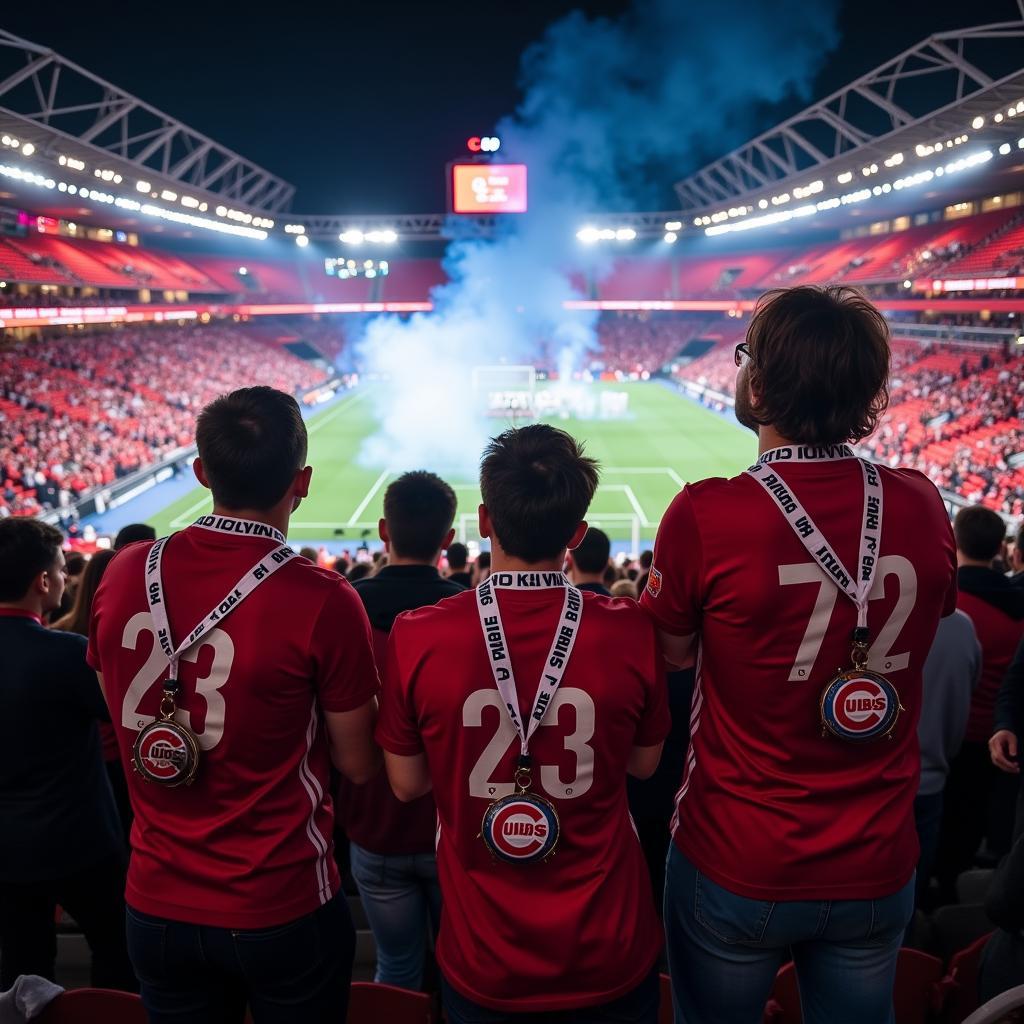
[376,587,670,1012]
[88,525,378,928]
[641,459,957,901]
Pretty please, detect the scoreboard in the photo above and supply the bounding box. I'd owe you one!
[451,164,528,214]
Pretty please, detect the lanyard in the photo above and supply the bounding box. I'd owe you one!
[745,445,883,631]
[476,571,583,762]
[146,515,298,682]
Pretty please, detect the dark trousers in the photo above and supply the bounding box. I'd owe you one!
[913,790,945,912]
[440,968,659,1024]
[0,853,136,991]
[126,894,355,1024]
[936,741,1020,901]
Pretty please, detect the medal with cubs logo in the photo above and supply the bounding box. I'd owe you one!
[134,520,299,787]
[475,572,582,864]
[819,629,902,742]
[481,758,560,864]
[133,680,200,786]
[747,448,906,743]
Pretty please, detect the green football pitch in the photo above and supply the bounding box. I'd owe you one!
[146,382,754,549]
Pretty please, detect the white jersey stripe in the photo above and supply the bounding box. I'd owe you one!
[298,699,331,905]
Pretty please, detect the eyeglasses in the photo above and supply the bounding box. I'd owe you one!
[734,342,753,368]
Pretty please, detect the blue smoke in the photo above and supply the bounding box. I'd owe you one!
[356,0,839,476]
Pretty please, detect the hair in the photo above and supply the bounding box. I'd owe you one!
[332,556,350,575]
[480,424,599,563]
[381,471,458,562]
[603,562,620,588]
[745,286,890,444]
[1015,521,1024,556]
[446,541,469,570]
[0,518,65,602]
[347,563,372,583]
[572,527,611,574]
[610,578,638,600]
[195,386,308,510]
[64,551,87,578]
[299,546,319,562]
[53,549,116,636]
[477,550,491,569]
[639,550,653,569]
[114,523,157,550]
[954,505,1007,562]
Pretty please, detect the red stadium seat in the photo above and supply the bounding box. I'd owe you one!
[659,972,673,1024]
[36,989,147,1024]
[346,982,434,1023]
[763,949,945,1024]
[939,932,994,1024]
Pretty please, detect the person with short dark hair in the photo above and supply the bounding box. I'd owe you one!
[935,506,1024,900]
[1008,521,1024,589]
[337,470,463,991]
[113,523,156,551]
[299,546,319,563]
[471,550,491,587]
[378,424,669,1022]
[644,286,957,1023]
[0,519,134,992]
[445,541,472,587]
[568,527,612,595]
[89,386,380,1023]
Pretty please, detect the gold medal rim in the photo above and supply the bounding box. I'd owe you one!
[819,667,902,742]
[133,719,200,787]
[480,789,561,863]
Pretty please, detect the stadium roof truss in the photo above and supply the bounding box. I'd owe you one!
[674,19,1024,215]
[0,30,295,213]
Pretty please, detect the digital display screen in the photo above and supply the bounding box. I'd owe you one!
[451,164,527,214]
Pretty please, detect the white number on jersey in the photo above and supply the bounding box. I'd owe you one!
[463,687,596,800]
[778,554,918,681]
[119,610,234,751]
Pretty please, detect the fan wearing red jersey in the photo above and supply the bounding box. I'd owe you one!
[377,424,670,1024]
[88,387,380,1024]
[642,287,958,1024]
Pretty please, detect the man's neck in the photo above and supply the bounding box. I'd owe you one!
[958,554,994,570]
[757,425,796,456]
[385,553,439,569]
[211,505,289,538]
[0,597,44,620]
[491,553,567,574]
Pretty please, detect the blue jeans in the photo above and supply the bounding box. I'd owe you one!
[441,967,660,1023]
[125,895,355,1024]
[349,841,441,990]
[663,845,914,1024]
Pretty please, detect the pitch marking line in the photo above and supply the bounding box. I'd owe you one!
[348,470,391,526]
[603,466,685,489]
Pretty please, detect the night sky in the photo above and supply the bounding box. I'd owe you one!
[2,0,1018,214]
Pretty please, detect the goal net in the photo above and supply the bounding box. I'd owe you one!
[472,365,537,419]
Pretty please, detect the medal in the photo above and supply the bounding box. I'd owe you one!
[480,758,560,864]
[133,680,200,786]
[475,572,582,863]
[134,518,298,787]
[747,448,906,743]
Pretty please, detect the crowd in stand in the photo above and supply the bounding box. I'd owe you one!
[2,287,1024,1024]
[0,327,324,517]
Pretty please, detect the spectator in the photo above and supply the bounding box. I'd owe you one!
[567,527,612,595]
[337,470,464,991]
[113,523,156,550]
[55,550,86,622]
[980,795,1024,1002]
[88,386,381,1023]
[347,562,372,584]
[644,286,957,1023]
[913,610,981,914]
[611,578,639,600]
[936,506,1024,900]
[0,519,133,991]
[993,635,1024,775]
[52,550,131,842]
[299,546,319,562]
[471,549,491,587]
[444,541,472,587]
[377,424,669,1023]
[1011,522,1024,589]
[637,549,653,596]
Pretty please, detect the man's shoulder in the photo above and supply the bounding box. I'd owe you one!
[580,590,656,635]
[875,464,945,508]
[392,588,476,633]
[35,623,88,661]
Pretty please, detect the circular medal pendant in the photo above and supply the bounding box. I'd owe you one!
[820,669,902,742]
[133,719,200,786]
[481,791,560,864]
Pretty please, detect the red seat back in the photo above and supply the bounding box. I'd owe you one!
[346,982,434,1024]
[36,989,147,1024]
[941,932,994,1024]
[659,972,673,1024]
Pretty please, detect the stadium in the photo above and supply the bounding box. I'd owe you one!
[1,1,1024,1021]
